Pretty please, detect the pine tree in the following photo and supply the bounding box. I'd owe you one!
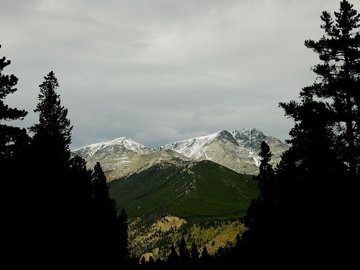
[167,244,179,265]
[273,0,359,265]
[200,246,210,264]
[178,236,190,265]
[68,155,93,208]
[91,162,118,263]
[242,141,278,264]
[0,44,30,266]
[117,208,130,261]
[92,162,117,221]
[301,0,360,177]
[27,71,75,262]
[30,71,72,172]
[0,44,28,161]
[190,242,199,266]
[257,141,275,201]
[190,242,199,261]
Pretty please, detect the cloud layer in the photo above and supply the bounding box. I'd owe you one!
[1,0,357,148]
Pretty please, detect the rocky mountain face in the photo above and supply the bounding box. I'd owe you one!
[72,128,288,181]
[73,137,189,181]
[160,128,287,175]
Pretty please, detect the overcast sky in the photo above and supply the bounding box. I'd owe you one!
[1,0,358,148]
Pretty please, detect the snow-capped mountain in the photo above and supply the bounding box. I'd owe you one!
[73,129,288,181]
[74,137,152,159]
[160,128,287,175]
[73,137,189,181]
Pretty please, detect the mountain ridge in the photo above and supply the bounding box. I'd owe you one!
[73,128,288,180]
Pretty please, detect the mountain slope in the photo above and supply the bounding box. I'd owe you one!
[160,128,288,175]
[109,160,259,221]
[73,137,190,180]
[73,128,288,180]
[110,160,259,258]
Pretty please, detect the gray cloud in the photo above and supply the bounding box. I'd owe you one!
[1,0,358,148]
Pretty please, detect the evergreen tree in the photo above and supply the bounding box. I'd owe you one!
[200,246,210,264]
[167,244,179,265]
[189,242,199,267]
[117,208,130,261]
[240,2,360,266]
[30,71,72,172]
[148,256,155,265]
[92,162,117,221]
[272,0,359,265]
[301,0,360,177]
[242,141,278,265]
[29,71,75,262]
[68,155,93,253]
[190,242,199,261]
[91,162,118,263]
[257,141,275,201]
[178,236,190,264]
[0,44,29,265]
[0,44,28,161]
[68,155,93,208]
[29,71,73,212]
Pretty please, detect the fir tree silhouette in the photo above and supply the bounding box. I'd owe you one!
[178,236,190,265]
[0,44,28,161]
[241,1,359,267]
[167,244,179,266]
[0,44,30,266]
[29,71,76,263]
[190,242,199,266]
[117,208,130,263]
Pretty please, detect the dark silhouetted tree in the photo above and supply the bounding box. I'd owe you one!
[257,141,276,202]
[0,44,28,162]
[242,141,278,265]
[200,246,211,267]
[117,208,130,262]
[67,155,93,255]
[30,71,72,170]
[277,2,359,262]
[91,162,119,264]
[302,0,360,177]
[190,242,199,267]
[0,44,30,265]
[167,244,179,266]
[241,1,359,266]
[92,162,117,222]
[178,236,190,265]
[240,2,360,267]
[29,71,75,261]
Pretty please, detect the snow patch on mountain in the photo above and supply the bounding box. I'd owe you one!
[73,128,288,180]
[74,137,151,157]
[160,129,266,164]
[160,130,221,159]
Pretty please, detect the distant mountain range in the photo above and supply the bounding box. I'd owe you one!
[73,128,288,181]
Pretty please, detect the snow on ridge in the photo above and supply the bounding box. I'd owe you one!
[160,130,223,158]
[74,137,150,157]
[74,128,272,160]
[249,150,261,167]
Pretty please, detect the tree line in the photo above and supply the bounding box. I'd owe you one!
[1,66,130,266]
[1,0,359,268]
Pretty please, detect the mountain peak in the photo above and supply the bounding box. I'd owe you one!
[73,137,151,158]
[231,128,266,149]
[73,128,288,180]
